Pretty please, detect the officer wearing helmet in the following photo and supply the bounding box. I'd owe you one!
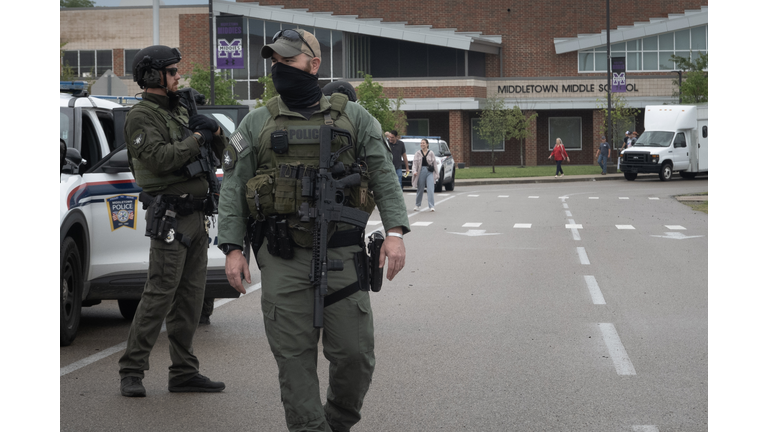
[118,45,227,397]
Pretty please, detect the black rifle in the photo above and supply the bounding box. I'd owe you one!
[177,87,220,215]
[300,125,370,328]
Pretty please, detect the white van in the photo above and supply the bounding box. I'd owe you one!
[620,105,708,181]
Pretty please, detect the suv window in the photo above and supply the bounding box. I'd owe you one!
[96,111,116,152]
[60,108,74,148]
[81,114,102,173]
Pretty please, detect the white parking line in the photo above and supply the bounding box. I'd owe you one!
[463,222,482,228]
[576,247,590,264]
[648,197,660,200]
[665,225,686,230]
[616,225,635,230]
[589,197,599,199]
[528,196,539,199]
[619,197,630,200]
[598,323,637,376]
[468,194,479,197]
[584,275,606,305]
[411,221,433,227]
[565,223,583,229]
[498,195,509,198]
[513,223,532,228]
[61,283,264,377]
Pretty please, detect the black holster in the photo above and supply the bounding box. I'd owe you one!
[265,216,293,260]
[139,192,192,247]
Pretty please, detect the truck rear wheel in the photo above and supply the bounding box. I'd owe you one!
[624,172,637,181]
[61,237,83,346]
[659,163,673,181]
[680,172,696,179]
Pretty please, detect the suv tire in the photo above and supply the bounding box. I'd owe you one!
[444,168,455,191]
[61,237,83,346]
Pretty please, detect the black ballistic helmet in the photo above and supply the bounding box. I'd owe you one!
[132,45,182,89]
[322,80,357,102]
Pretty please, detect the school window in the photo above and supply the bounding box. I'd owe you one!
[578,25,707,72]
[230,18,344,101]
[62,50,113,78]
[124,49,141,76]
[470,118,505,152]
[406,119,429,136]
[548,117,582,150]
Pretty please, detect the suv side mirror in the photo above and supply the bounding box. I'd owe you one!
[103,149,131,174]
[62,144,84,174]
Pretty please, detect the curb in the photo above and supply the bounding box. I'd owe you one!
[453,173,641,187]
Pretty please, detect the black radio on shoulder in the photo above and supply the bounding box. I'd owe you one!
[271,130,289,154]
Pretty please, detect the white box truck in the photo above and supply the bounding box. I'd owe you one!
[620,105,708,181]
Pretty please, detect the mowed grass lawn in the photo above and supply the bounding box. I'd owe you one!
[455,164,604,179]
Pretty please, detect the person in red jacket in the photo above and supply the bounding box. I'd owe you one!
[548,138,570,178]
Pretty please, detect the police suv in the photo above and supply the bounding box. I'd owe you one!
[60,82,248,346]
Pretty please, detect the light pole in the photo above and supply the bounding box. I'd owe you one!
[606,0,613,163]
[209,0,216,105]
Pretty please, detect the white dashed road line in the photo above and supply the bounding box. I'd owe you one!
[513,223,532,228]
[665,225,686,230]
[616,225,635,230]
[583,276,606,305]
[598,323,637,376]
[463,222,483,227]
[576,247,590,265]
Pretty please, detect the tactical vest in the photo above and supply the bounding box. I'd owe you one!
[127,100,194,193]
[245,94,376,248]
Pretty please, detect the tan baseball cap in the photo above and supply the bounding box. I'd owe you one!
[261,29,321,59]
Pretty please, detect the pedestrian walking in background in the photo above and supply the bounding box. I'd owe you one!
[387,130,409,189]
[548,138,569,178]
[412,138,438,211]
[595,135,611,175]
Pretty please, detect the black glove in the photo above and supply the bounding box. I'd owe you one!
[195,129,213,145]
[188,114,219,133]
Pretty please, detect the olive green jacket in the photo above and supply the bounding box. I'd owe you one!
[124,92,226,196]
[217,95,410,248]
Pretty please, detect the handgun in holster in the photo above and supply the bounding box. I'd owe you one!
[367,230,385,292]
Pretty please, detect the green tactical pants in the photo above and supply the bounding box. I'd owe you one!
[258,242,375,432]
[118,210,208,387]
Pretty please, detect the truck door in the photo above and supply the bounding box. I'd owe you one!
[671,132,690,171]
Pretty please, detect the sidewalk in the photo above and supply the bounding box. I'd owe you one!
[454,172,628,186]
[452,172,708,202]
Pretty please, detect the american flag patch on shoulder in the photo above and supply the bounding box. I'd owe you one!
[230,131,248,154]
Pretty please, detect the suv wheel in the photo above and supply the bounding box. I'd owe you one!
[61,237,83,346]
[445,168,455,191]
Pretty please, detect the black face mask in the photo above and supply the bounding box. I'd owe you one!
[271,62,323,109]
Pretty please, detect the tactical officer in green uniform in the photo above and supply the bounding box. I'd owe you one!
[217,30,409,431]
[118,45,227,397]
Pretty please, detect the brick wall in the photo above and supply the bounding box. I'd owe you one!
[179,14,210,75]
[242,0,707,77]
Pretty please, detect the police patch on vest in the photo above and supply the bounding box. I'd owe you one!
[222,146,237,171]
[106,195,138,231]
[286,126,322,144]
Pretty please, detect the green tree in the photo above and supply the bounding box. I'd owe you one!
[60,0,95,7]
[508,106,538,167]
[355,73,395,133]
[671,52,708,104]
[596,92,639,153]
[253,74,278,108]
[182,63,239,106]
[391,90,408,136]
[475,94,515,173]
[60,42,76,81]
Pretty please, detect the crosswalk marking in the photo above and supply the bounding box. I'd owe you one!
[462,222,482,227]
[528,196,539,198]
[648,197,660,200]
[589,197,599,199]
[665,225,686,230]
[513,223,532,228]
[498,195,509,198]
[619,197,629,200]
[411,221,433,227]
[616,225,635,230]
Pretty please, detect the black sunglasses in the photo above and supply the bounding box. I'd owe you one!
[164,67,178,77]
[272,29,316,58]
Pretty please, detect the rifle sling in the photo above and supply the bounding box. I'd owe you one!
[323,281,362,308]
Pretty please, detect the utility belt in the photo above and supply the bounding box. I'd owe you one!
[247,217,384,301]
[139,191,208,247]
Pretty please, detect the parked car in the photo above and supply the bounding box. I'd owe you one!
[400,136,455,192]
